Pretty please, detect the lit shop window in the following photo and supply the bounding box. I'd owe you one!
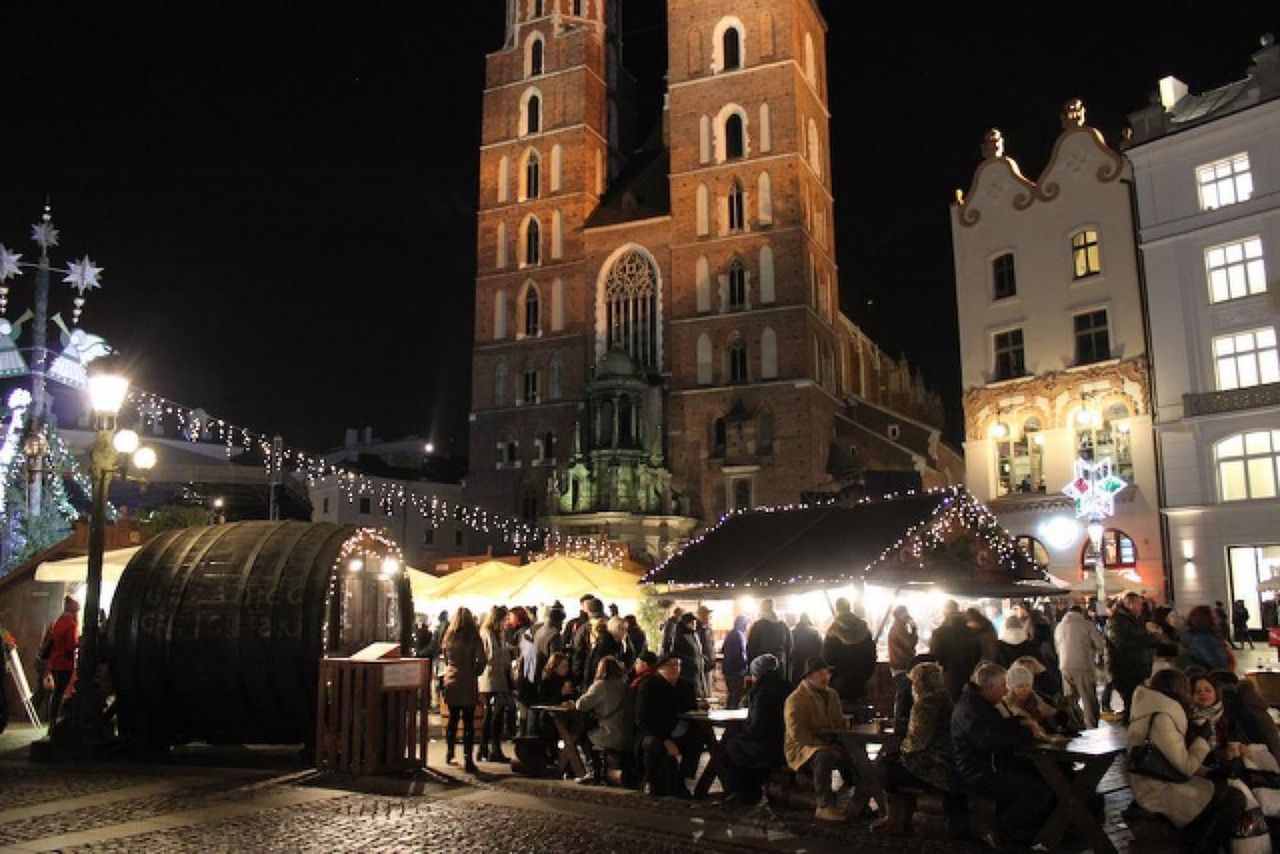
[1217,431,1280,501]
[1206,237,1266,303]
[1214,327,1279,390]
[994,417,1045,496]
[1197,153,1253,211]
[1082,528,1137,569]
[1015,535,1050,570]
[1076,402,1133,481]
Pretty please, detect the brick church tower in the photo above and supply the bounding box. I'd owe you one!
[467,0,954,564]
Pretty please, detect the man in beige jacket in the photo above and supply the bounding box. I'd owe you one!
[784,656,853,821]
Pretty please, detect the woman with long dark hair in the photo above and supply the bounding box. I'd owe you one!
[478,605,514,763]
[442,607,486,773]
[1127,668,1248,853]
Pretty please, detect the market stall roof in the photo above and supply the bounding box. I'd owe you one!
[645,488,1054,597]
[35,546,143,584]
[416,555,644,609]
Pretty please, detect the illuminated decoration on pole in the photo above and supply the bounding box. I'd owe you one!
[1061,456,1127,520]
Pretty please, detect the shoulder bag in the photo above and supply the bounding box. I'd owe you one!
[1128,711,1190,783]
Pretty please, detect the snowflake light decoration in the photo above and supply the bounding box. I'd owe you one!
[31,221,60,251]
[63,256,104,294]
[0,244,21,281]
[1062,456,1128,519]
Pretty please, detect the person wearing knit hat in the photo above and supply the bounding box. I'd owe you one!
[720,652,790,804]
[1002,659,1062,732]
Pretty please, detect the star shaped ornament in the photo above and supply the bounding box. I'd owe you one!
[31,221,60,250]
[64,256,104,294]
[0,244,22,281]
[1062,456,1128,519]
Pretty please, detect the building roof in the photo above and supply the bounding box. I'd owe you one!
[644,488,1049,596]
[585,147,671,229]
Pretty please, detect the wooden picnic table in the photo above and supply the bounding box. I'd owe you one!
[822,722,899,819]
[531,703,588,778]
[679,707,749,798]
[1017,722,1127,854]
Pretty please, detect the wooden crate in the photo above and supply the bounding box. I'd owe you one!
[316,658,432,774]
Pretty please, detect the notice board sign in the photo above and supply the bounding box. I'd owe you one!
[381,661,423,690]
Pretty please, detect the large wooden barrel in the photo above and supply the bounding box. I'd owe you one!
[106,521,409,746]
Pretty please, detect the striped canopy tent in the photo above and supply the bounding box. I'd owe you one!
[416,554,644,613]
[645,488,1057,598]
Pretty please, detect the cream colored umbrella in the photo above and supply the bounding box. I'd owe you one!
[418,554,644,612]
[414,559,524,600]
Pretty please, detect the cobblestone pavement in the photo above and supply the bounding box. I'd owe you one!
[0,723,1137,853]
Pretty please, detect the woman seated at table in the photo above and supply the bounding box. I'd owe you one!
[538,652,578,704]
[574,656,634,785]
[872,661,953,834]
[1126,668,1248,854]
[1207,671,1280,769]
[719,654,789,805]
[1001,659,1077,735]
[1191,672,1280,786]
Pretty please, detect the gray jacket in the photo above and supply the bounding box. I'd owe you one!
[576,675,632,752]
[478,628,512,694]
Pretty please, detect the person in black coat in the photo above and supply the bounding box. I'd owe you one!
[996,616,1040,669]
[671,612,709,698]
[721,654,789,803]
[930,613,982,702]
[822,599,876,710]
[624,615,648,660]
[951,662,1054,850]
[746,599,791,676]
[634,655,699,797]
[788,613,822,687]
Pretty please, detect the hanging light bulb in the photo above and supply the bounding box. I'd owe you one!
[990,421,1009,440]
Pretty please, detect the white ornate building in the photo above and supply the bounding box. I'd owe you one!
[951,102,1164,593]
[1124,36,1280,622]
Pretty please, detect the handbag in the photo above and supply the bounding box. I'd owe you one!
[1227,779,1272,853]
[1127,712,1190,783]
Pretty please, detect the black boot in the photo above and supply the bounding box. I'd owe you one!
[464,740,479,774]
[446,737,457,766]
[490,736,510,763]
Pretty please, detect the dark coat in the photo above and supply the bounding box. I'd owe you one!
[725,669,788,769]
[746,614,791,675]
[634,674,695,741]
[671,625,708,698]
[626,624,648,660]
[537,672,576,704]
[997,639,1040,669]
[823,612,876,705]
[586,630,626,688]
[721,617,749,680]
[442,632,486,708]
[788,622,822,685]
[570,618,598,686]
[950,682,1033,782]
[1106,607,1156,683]
[1183,629,1231,671]
[930,616,982,701]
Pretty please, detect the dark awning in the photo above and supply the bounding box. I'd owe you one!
[644,488,1050,596]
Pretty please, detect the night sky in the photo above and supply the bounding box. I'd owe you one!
[1,2,1275,456]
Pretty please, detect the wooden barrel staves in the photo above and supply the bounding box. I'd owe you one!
[106,521,410,748]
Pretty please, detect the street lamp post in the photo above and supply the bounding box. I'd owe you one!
[48,369,155,753]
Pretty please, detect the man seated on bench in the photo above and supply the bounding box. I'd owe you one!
[951,661,1053,851]
[783,656,854,822]
[634,654,700,797]
[719,653,789,805]
[873,661,953,834]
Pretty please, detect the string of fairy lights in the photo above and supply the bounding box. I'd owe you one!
[121,388,627,565]
[645,486,1041,589]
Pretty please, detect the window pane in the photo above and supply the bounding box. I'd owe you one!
[1226,243,1244,264]
[1260,352,1280,385]
[1221,460,1248,500]
[1208,247,1225,267]
[1238,173,1254,201]
[1246,238,1263,259]
[1247,458,1277,498]
[1218,434,1244,458]
[1229,266,1247,298]
[1258,328,1277,348]
[1238,358,1259,388]
[1214,336,1236,356]
[1245,431,1274,455]
[1088,245,1100,272]
[1218,360,1239,390]
[1247,260,1267,293]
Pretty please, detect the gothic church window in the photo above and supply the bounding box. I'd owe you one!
[759,103,772,152]
[711,18,745,74]
[522,216,541,266]
[523,364,540,405]
[728,337,748,383]
[722,27,742,70]
[520,89,543,136]
[727,181,745,232]
[496,221,508,268]
[573,0,583,15]
[533,0,544,17]
[604,248,660,369]
[527,35,545,77]
[728,259,747,309]
[523,283,541,336]
[725,114,745,160]
[522,150,541,200]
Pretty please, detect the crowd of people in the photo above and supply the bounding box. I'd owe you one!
[414,590,1277,852]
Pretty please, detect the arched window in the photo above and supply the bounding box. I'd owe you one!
[759,102,772,152]
[728,259,747,309]
[1015,536,1051,570]
[803,32,817,85]
[603,248,659,369]
[757,410,773,454]
[520,90,542,136]
[697,333,713,384]
[699,115,712,164]
[494,357,509,406]
[523,284,541,336]
[497,155,510,203]
[551,209,563,259]
[528,35,545,77]
[496,221,508,268]
[551,277,565,330]
[522,217,541,266]
[533,0,544,17]
[757,171,773,224]
[695,256,711,312]
[1216,430,1280,500]
[523,363,540,405]
[712,418,727,456]
[761,327,778,378]
[722,27,742,70]
[695,184,710,236]
[727,181,745,231]
[728,337,748,383]
[550,144,562,192]
[725,113,745,160]
[1081,528,1137,569]
[522,150,541,200]
[759,246,775,303]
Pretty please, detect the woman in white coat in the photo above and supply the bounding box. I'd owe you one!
[1127,668,1248,854]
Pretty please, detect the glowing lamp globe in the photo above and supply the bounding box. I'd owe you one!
[382,557,401,575]
[112,429,140,455]
[88,373,129,416]
[132,446,157,470]
[989,421,1009,440]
